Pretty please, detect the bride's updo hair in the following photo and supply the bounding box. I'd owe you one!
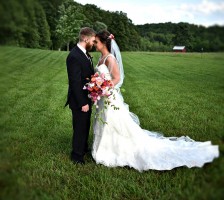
[96,30,112,52]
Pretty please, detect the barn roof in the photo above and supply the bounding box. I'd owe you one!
[173,46,185,50]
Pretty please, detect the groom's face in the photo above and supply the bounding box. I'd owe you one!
[85,36,96,51]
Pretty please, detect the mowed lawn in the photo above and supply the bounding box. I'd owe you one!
[0,46,223,200]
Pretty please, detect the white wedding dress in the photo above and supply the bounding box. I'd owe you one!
[92,55,219,172]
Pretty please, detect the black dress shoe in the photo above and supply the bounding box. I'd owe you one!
[72,159,85,165]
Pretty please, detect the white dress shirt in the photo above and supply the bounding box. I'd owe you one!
[77,43,88,59]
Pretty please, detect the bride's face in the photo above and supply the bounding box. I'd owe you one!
[94,37,104,52]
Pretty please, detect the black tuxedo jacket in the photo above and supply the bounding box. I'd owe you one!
[65,45,94,109]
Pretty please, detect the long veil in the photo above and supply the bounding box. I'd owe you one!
[110,39,124,89]
[110,39,141,125]
[110,38,165,137]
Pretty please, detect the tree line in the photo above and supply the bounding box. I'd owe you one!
[0,0,224,52]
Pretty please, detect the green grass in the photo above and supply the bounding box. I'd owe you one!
[0,46,223,200]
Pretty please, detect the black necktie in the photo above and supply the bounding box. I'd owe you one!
[86,52,93,68]
[86,52,91,60]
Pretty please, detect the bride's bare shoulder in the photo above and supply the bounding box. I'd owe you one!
[105,54,116,65]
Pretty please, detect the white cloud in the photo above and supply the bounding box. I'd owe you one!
[75,0,224,26]
[127,4,196,25]
[180,0,224,15]
[127,1,224,26]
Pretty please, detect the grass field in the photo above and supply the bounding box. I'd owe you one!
[0,46,223,200]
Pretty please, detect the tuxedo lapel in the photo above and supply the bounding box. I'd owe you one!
[75,45,89,62]
[75,45,94,73]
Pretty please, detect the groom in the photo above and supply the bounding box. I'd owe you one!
[65,27,96,164]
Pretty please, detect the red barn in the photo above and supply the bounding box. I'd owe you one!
[173,46,186,52]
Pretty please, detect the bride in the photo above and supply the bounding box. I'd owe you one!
[91,30,219,172]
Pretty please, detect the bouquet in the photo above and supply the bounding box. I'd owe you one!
[83,72,113,106]
[83,72,119,123]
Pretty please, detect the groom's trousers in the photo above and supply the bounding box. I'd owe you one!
[71,108,91,161]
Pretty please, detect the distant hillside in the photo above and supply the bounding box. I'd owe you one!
[0,0,224,52]
[136,22,224,52]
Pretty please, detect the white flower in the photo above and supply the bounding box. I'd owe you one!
[89,83,95,87]
[102,89,110,96]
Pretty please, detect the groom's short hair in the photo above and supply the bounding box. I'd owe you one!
[79,27,96,42]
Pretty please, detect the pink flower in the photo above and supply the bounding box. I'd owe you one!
[108,34,115,40]
[83,72,114,105]
[84,71,119,124]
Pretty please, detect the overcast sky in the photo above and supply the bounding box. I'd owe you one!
[75,0,224,27]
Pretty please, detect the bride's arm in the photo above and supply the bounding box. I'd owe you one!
[105,56,120,86]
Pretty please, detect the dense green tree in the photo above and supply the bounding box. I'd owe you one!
[140,37,151,51]
[137,22,224,52]
[173,22,193,50]
[56,0,86,51]
[107,11,141,51]
[0,0,51,48]
[38,0,64,49]
[82,4,141,51]
[0,0,26,45]
[21,0,40,48]
[109,12,128,50]
[93,21,107,32]
[82,4,102,23]
[34,2,51,49]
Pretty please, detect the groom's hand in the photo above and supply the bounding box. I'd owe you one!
[82,104,89,112]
